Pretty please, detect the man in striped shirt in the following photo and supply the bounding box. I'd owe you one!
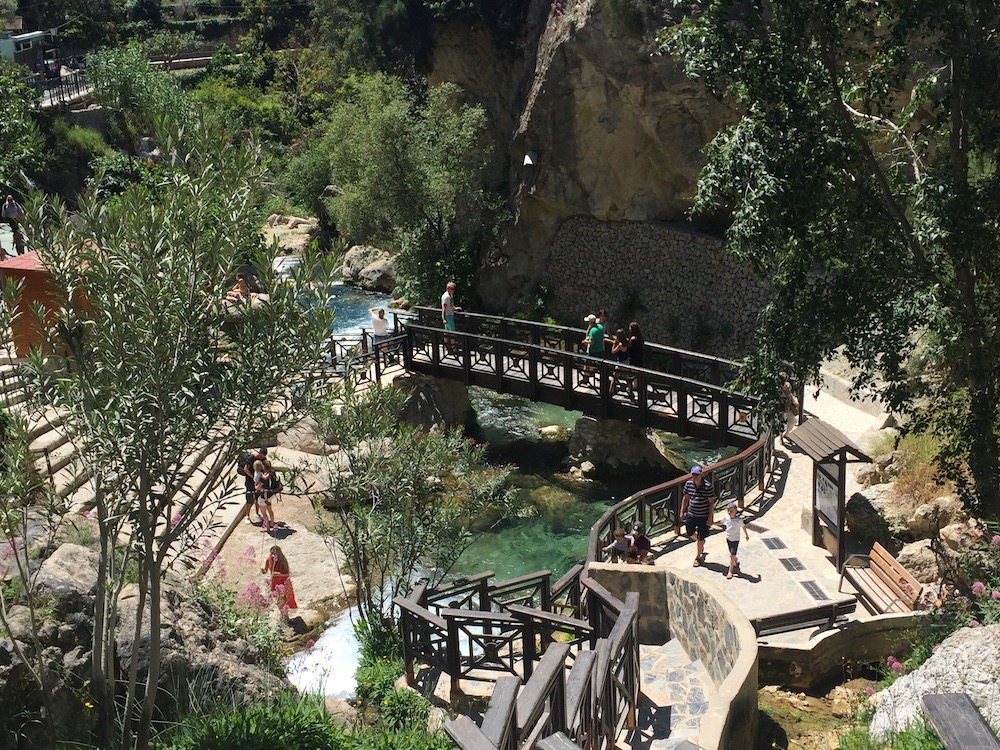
[680,465,715,567]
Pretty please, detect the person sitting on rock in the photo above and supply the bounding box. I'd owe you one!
[225,274,251,304]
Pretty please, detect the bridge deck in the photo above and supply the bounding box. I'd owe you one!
[404,319,760,449]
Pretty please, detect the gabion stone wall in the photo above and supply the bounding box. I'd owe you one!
[540,216,768,359]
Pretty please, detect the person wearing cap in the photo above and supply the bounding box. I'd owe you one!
[680,465,715,566]
[715,501,750,579]
[626,522,652,564]
[582,313,605,357]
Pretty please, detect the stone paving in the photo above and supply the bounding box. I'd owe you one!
[632,640,713,749]
[649,388,886,636]
[622,385,887,746]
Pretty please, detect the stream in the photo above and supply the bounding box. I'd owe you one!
[286,287,735,699]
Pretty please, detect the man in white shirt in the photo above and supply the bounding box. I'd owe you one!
[369,307,390,351]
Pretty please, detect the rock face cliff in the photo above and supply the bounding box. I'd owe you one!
[429,0,767,357]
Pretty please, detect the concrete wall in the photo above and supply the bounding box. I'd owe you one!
[539,217,768,359]
[757,612,923,689]
[587,563,758,750]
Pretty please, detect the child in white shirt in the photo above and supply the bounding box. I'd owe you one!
[715,502,750,579]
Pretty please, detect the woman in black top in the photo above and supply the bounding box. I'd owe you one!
[628,322,644,368]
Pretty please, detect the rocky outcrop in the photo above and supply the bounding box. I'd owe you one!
[393,373,473,430]
[566,416,684,478]
[869,624,1000,739]
[341,245,398,293]
[845,484,965,545]
[263,213,319,255]
[443,2,757,354]
[277,415,336,456]
[0,543,286,746]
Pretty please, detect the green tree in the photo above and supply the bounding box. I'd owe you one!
[0,61,45,191]
[664,0,1000,513]
[16,118,337,749]
[322,73,492,303]
[142,30,204,71]
[309,384,519,642]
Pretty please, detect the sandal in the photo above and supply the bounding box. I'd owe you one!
[692,559,700,567]
[726,572,733,579]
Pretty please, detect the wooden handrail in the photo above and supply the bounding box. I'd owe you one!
[587,435,770,562]
[410,306,740,375]
[404,322,753,396]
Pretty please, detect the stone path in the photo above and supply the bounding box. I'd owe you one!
[648,388,885,639]
[622,384,888,745]
[633,640,713,749]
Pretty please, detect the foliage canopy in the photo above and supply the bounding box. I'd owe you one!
[322,72,491,304]
[665,0,1000,513]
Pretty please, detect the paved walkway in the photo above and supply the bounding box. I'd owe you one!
[649,388,885,641]
[635,640,712,749]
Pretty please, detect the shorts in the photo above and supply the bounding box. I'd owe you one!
[372,334,389,345]
[727,539,740,555]
[256,495,271,507]
[444,314,456,331]
[686,516,710,540]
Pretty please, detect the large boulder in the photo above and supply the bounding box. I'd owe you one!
[869,624,1000,739]
[566,417,683,479]
[393,373,472,431]
[262,213,319,255]
[895,540,943,584]
[35,543,99,614]
[846,484,965,544]
[276,415,336,456]
[341,245,398,293]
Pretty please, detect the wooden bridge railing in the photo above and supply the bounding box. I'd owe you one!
[403,323,760,447]
[412,307,741,388]
[394,568,628,693]
[442,591,640,750]
[588,435,772,562]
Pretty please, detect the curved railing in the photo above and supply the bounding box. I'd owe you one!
[588,436,772,563]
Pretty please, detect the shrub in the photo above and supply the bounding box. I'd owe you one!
[158,692,349,750]
[379,689,429,732]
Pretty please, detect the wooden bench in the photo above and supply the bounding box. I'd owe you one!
[921,693,1000,749]
[838,542,923,614]
[751,600,857,638]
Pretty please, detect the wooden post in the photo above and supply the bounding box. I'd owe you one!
[446,616,461,695]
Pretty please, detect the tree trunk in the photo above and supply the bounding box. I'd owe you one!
[965,345,1000,514]
[135,559,161,750]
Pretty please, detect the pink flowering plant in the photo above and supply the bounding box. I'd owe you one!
[192,549,284,673]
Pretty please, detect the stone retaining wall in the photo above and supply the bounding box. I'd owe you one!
[587,564,758,750]
[540,217,768,359]
[758,612,923,689]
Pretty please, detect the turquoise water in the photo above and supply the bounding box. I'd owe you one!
[450,388,735,581]
[324,282,393,337]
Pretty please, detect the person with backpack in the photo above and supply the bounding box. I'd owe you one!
[239,447,267,525]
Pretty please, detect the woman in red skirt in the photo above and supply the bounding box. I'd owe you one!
[261,545,298,614]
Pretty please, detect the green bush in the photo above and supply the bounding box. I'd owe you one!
[353,618,404,707]
[193,75,300,144]
[158,692,349,750]
[379,689,429,732]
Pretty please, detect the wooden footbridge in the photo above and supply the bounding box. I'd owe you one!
[334,308,776,750]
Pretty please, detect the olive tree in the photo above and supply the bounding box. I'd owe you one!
[309,383,520,641]
[17,118,336,749]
